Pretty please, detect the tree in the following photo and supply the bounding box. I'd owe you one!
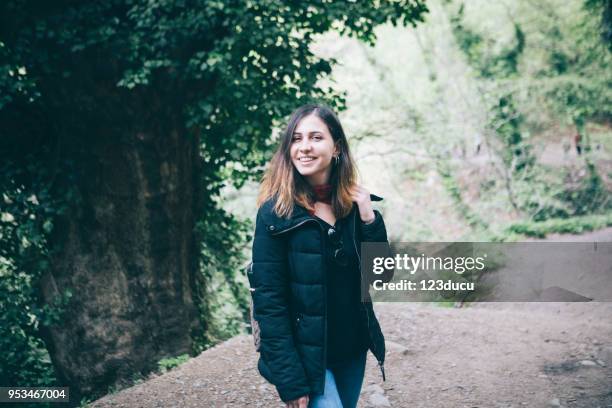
[0,0,428,400]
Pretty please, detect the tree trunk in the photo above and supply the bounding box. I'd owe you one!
[38,126,202,401]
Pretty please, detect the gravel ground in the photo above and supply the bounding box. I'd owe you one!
[91,229,612,408]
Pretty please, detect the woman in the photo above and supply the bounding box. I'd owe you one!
[248,104,393,408]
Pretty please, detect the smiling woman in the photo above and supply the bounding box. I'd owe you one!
[248,104,393,408]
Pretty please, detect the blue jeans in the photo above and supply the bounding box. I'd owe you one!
[308,351,367,408]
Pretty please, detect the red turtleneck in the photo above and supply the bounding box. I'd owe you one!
[308,183,332,215]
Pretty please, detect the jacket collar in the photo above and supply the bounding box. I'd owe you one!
[261,193,383,235]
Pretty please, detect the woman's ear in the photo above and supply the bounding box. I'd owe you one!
[334,142,341,157]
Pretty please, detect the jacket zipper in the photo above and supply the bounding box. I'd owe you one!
[352,210,386,382]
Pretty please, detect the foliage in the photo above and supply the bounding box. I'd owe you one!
[192,207,252,351]
[555,161,611,215]
[157,354,190,374]
[446,0,611,224]
[435,159,489,230]
[584,0,612,51]
[489,94,535,173]
[0,157,77,388]
[522,161,611,221]
[78,397,93,408]
[505,212,612,238]
[0,0,428,393]
[450,4,525,79]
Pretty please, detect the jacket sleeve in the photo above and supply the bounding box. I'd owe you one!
[360,210,395,285]
[249,209,311,402]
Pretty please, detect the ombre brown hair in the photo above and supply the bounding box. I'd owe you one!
[256,104,358,219]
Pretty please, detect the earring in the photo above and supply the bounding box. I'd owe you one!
[334,155,340,165]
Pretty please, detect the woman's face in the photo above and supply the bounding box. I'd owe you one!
[290,114,339,186]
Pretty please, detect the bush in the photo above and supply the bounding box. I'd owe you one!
[505,213,612,238]
[157,354,190,373]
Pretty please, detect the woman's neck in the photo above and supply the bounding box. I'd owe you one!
[311,183,332,205]
[305,167,332,187]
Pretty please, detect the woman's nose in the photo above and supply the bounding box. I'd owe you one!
[298,140,312,152]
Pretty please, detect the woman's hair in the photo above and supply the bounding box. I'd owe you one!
[257,104,358,219]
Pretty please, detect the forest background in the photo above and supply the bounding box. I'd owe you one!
[1,0,610,406]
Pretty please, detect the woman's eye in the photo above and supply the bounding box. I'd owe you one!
[313,135,322,140]
[292,136,301,142]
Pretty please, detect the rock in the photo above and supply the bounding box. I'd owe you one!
[364,384,385,395]
[368,393,391,407]
[598,347,612,364]
[579,360,597,367]
[548,398,561,407]
[386,340,409,353]
[538,287,592,302]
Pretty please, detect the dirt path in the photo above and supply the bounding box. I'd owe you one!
[91,230,612,408]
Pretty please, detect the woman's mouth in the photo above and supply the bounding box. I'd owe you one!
[298,156,316,164]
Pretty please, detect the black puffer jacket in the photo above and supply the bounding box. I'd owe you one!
[247,194,393,402]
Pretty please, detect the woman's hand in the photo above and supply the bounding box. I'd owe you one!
[286,395,309,408]
[350,185,376,224]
